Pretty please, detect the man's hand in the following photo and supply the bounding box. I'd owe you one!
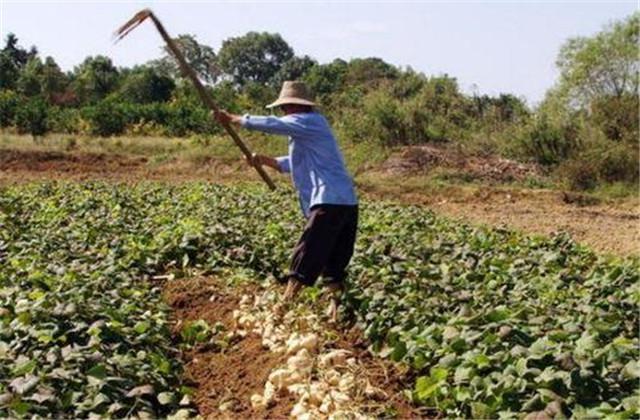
[246,154,281,172]
[213,110,242,126]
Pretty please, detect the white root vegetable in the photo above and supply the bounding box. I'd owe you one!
[263,381,276,402]
[324,369,341,386]
[318,349,352,368]
[319,395,334,413]
[268,368,293,389]
[338,374,355,393]
[290,401,308,418]
[250,394,266,409]
[330,390,351,407]
[235,285,376,420]
[287,349,313,371]
[287,333,319,354]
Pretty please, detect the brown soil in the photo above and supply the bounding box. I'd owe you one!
[0,149,147,174]
[327,326,429,419]
[361,184,639,257]
[163,277,293,419]
[0,149,248,184]
[163,277,421,419]
[1,148,637,257]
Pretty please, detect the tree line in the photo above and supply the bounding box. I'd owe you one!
[0,13,637,190]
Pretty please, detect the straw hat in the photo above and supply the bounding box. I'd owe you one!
[266,81,316,108]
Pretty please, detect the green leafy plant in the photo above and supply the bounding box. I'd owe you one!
[0,182,637,418]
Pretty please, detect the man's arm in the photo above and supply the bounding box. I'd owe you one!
[214,110,305,137]
[214,111,291,173]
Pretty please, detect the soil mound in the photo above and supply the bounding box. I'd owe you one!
[382,145,542,183]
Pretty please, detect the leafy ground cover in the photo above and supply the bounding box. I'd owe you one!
[0,182,638,418]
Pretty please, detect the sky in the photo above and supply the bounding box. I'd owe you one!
[0,1,637,104]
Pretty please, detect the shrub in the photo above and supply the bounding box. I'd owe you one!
[125,120,166,137]
[590,94,639,144]
[82,99,126,137]
[14,97,49,138]
[558,136,639,190]
[0,89,20,127]
[597,141,639,183]
[559,158,600,191]
[165,100,216,137]
[517,115,580,165]
[63,136,77,151]
[48,106,82,133]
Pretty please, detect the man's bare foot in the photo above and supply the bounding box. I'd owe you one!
[283,278,303,300]
[327,299,339,323]
[325,283,343,323]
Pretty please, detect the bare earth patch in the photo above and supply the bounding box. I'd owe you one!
[163,277,294,419]
[163,276,419,419]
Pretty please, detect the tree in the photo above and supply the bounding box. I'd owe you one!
[72,56,120,104]
[148,34,219,85]
[0,33,37,90]
[117,66,175,103]
[14,55,66,100]
[0,53,19,90]
[17,57,44,97]
[556,12,639,108]
[492,94,529,123]
[82,99,126,137]
[271,55,317,86]
[303,59,348,99]
[40,57,68,102]
[2,33,37,69]
[218,32,294,86]
[344,57,399,86]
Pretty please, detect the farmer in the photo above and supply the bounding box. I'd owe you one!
[214,81,358,320]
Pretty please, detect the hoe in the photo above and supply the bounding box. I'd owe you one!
[114,9,277,190]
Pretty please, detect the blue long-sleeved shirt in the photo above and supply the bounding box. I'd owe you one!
[241,112,357,217]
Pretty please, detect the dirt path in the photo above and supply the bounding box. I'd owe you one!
[163,276,419,419]
[435,195,639,258]
[360,184,639,257]
[1,149,637,257]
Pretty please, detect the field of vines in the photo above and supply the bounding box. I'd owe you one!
[0,182,638,418]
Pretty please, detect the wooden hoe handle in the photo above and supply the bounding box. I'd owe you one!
[116,9,277,190]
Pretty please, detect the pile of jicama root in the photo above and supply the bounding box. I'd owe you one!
[232,287,387,420]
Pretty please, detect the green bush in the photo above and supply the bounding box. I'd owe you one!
[559,158,600,190]
[47,106,82,133]
[82,99,126,137]
[590,94,639,144]
[337,75,475,146]
[558,137,639,190]
[517,115,580,165]
[165,99,216,137]
[597,141,639,183]
[0,89,20,127]
[14,97,49,137]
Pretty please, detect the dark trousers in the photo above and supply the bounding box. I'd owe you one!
[287,204,358,287]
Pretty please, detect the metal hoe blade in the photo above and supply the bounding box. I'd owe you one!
[113,9,152,43]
